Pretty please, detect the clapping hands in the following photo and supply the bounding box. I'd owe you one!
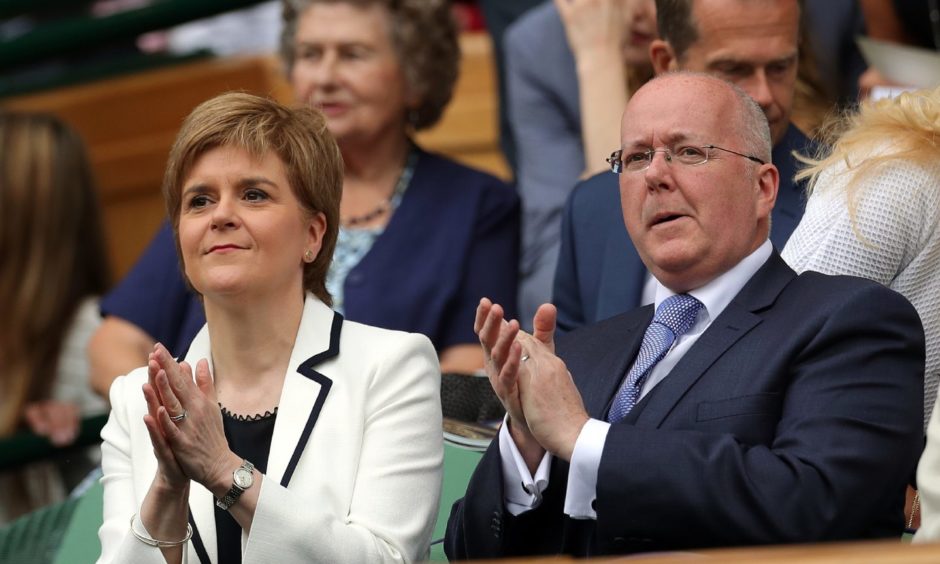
[474,299,589,465]
[141,344,235,494]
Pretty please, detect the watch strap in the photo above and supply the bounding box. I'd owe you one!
[215,459,254,511]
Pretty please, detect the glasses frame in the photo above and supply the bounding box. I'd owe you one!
[606,144,766,174]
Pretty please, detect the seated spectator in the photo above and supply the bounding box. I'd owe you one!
[0,112,110,522]
[96,92,442,563]
[507,0,657,325]
[89,0,520,396]
[782,85,940,429]
[552,0,817,333]
[445,72,925,558]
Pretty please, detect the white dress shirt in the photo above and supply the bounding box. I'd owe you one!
[500,240,773,517]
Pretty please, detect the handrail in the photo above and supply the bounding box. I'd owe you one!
[0,414,108,471]
[0,0,268,71]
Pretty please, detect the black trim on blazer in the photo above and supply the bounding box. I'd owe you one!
[281,311,343,487]
[189,510,211,564]
[185,311,344,562]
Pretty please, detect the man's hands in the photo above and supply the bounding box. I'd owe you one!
[475,298,589,464]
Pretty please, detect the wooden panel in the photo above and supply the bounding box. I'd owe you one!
[0,32,507,281]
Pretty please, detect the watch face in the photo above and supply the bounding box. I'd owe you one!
[234,467,253,489]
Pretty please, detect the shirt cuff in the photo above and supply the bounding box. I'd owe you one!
[499,417,552,516]
[563,418,610,520]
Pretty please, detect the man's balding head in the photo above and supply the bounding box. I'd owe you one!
[615,72,778,292]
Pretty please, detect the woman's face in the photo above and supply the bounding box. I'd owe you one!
[290,3,413,148]
[622,0,657,67]
[178,145,324,300]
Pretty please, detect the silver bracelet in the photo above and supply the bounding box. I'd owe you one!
[130,514,193,548]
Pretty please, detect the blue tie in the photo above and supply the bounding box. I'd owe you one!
[607,294,704,423]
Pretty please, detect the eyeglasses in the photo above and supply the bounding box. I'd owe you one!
[606,144,766,174]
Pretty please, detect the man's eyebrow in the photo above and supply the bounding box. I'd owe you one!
[707,52,798,68]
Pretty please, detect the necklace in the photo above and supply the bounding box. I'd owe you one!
[342,148,418,228]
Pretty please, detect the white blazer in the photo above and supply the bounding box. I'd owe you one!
[97,295,443,563]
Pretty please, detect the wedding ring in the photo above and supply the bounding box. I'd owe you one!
[520,354,530,362]
[169,410,188,422]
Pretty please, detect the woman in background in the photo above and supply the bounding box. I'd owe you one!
[0,112,110,522]
[89,0,519,395]
[97,92,442,563]
[780,87,939,536]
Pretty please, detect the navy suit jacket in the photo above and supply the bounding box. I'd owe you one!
[553,124,813,332]
[445,252,925,558]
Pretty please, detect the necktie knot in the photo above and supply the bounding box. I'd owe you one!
[653,293,704,337]
[607,293,704,423]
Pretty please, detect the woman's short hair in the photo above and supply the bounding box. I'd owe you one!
[281,0,459,130]
[163,91,343,305]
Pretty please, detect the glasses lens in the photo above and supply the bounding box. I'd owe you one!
[674,145,708,165]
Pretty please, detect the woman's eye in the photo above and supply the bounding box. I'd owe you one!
[189,195,210,209]
[244,189,268,202]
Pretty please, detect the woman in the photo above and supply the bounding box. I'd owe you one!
[96,93,443,563]
[89,0,519,393]
[780,87,939,536]
[0,112,110,523]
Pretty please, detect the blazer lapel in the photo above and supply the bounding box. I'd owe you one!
[633,252,796,428]
[180,327,218,564]
[180,295,343,563]
[266,296,342,488]
[572,308,652,419]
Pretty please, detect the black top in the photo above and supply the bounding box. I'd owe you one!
[215,405,277,564]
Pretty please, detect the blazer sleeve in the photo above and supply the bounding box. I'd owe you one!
[916,399,940,542]
[593,283,925,547]
[97,371,172,564]
[242,333,444,563]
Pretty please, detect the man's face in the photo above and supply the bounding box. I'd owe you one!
[658,0,800,145]
[618,76,777,292]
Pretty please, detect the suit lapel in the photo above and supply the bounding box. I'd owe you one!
[266,297,341,488]
[181,295,342,563]
[633,252,796,427]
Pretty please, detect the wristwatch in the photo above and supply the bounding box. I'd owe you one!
[215,459,255,511]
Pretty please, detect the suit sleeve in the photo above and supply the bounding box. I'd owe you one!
[593,283,925,546]
[505,16,584,304]
[553,185,587,334]
[242,333,443,563]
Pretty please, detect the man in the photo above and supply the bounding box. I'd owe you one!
[444,73,924,558]
[553,0,812,332]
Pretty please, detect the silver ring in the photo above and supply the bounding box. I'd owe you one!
[520,354,530,362]
[169,410,187,422]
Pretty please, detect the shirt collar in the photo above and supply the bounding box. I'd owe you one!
[654,239,773,325]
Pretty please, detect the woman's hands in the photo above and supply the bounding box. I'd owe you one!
[142,344,236,494]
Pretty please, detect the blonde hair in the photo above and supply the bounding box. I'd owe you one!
[0,113,109,436]
[796,87,940,220]
[163,92,343,305]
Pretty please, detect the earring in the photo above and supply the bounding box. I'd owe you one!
[304,249,313,262]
